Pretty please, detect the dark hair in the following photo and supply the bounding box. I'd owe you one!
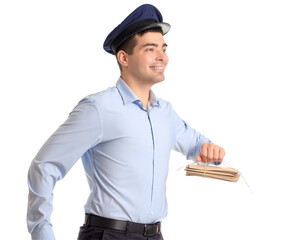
[116,28,163,71]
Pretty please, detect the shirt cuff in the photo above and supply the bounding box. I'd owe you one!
[31,226,55,240]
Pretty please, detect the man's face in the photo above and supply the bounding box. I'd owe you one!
[126,31,169,87]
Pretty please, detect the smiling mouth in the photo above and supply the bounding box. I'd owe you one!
[150,66,165,72]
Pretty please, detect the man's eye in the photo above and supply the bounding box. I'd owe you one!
[146,48,153,52]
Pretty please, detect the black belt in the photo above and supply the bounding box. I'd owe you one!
[84,214,161,237]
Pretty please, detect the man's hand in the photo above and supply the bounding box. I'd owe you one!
[196,143,225,164]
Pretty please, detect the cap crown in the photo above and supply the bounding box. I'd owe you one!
[103,4,170,55]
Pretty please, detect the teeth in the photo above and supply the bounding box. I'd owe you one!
[151,67,163,70]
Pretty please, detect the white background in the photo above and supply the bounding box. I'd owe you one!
[1,0,290,239]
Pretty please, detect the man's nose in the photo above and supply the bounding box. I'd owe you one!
[156,49,166,61]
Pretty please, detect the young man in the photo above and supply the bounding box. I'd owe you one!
[27,4,225,240]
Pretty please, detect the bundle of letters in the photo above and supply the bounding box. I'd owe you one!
[185,164,240,182]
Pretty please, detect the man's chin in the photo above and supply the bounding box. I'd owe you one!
[153,74,165,83]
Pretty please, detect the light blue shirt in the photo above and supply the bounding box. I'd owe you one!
[27,78,211,240]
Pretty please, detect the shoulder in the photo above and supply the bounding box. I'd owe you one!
[70,86,119,118]
[78,86,121,109]
[157,97,182,125]
[82,86,119,104]
[157,97,174,111]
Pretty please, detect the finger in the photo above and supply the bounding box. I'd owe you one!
[218,147,226,162]
[200,144,208,163]
[207,143,214,162]
[213,146,220,161]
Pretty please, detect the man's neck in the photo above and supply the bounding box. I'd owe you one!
[121,75,151,110]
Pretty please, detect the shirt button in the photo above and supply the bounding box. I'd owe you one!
[150,211,154,215]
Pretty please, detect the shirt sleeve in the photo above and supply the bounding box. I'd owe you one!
[171,107,211,161]
[27,97,102,240]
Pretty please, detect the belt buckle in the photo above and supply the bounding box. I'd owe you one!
[144,223,161,237]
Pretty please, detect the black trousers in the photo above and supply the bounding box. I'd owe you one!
[77,225,164,240]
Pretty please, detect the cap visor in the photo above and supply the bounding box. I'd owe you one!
[142,22,171,35]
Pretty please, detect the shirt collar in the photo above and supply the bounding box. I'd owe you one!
[149,90,160,108]
[116,77,160,108]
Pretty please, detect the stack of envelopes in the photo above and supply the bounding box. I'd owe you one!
[185,164,240,182]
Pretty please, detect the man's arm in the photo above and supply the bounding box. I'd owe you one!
[27,98,102,240]
[171,106,225,164]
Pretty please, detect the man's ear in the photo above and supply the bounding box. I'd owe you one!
[117,50,129,68]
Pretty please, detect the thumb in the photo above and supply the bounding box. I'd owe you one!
[196,155,201,163]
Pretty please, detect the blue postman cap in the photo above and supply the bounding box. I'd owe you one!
[103,4,171,55]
